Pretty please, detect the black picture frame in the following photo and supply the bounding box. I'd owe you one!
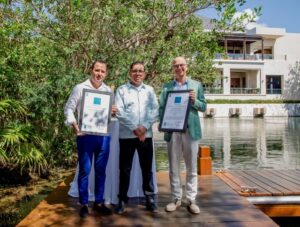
[159,90,191,132]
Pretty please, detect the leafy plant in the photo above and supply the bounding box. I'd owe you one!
[0,99,48,175]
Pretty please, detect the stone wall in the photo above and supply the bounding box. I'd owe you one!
[201,104,300,118]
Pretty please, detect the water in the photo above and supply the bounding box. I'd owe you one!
[154,117,300,171]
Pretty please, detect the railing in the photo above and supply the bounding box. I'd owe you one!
[262,54,273,59]
[204,87,223,94]
[205,87,262,94]
[215,53,273,60]
[230,88,260,94]
[267,89,282,94]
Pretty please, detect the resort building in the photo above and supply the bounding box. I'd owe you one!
[205,26,300,101]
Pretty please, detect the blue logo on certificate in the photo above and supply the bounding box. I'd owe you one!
[174,97,181,104]
[93,97,101,105]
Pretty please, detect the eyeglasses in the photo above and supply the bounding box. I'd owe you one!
[173,64,186,68]
[131,69,145,73]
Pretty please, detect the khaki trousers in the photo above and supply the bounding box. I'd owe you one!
[167,131,199,201]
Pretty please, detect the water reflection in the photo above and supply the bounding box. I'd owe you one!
[201,117,300,170]
[154,118,300,171]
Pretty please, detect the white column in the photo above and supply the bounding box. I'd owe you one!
[256,70,260,88]
[260,68,266,95]
[223,66,230,95]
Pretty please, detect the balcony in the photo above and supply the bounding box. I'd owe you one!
[230,88,260,94]
[204,87,223,94]
[204,87,261,95]
[215,53,273,60]
[204,87,262,95]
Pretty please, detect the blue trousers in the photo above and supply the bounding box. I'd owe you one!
[77,135,110,205]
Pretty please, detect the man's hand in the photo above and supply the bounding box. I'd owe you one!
[111,105,118,116]
[72,123,84,136]
[138,134,146,142]
[137,125,147,135]
[189,90,196,104]
[133,125,147,142]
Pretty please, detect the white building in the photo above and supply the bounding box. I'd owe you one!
[206,26,300,101]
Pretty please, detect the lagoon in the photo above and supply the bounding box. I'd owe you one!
[154,117,300,171]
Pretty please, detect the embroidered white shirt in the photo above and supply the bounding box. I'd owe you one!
[115,82,159,138]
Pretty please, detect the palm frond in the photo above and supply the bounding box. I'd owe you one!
[0,124,32,149]
[0,146,8,165]
[0,99,27,116]
[14,143,48,175]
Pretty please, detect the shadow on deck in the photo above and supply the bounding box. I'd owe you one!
[17,172,277,226]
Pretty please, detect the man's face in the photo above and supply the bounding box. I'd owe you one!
[91,62,107,86]
[172,57,187,79]
[130,63,145,86]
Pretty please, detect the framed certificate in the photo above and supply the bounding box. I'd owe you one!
[79,89,112,135]
[159,90,191,132]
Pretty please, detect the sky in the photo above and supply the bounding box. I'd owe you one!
[200,0,300,33]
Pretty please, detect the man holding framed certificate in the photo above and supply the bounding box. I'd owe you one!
[64,60,116,218]
[159,56,207,214]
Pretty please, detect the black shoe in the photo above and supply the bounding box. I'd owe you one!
[146,198,158,213]
[115,200,125,214]
[79,205,89,218]
[93,203,113,215]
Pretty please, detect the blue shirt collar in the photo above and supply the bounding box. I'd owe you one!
[173,77,189,87]
[127,81,145,90]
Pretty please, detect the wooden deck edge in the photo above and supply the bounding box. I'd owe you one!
[215,171,300,218]
[256,204,300,217]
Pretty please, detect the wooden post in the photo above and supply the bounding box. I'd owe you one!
[198,146,212,175]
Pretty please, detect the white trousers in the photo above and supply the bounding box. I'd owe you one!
[167,131,199,201]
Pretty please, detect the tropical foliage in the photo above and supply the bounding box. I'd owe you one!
[0,0,260,177]
[0,99,48,174]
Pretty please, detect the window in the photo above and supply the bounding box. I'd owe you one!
[266,75,282,94]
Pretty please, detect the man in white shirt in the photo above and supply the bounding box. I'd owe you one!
[115,61,159,214]
[64,60,116,218]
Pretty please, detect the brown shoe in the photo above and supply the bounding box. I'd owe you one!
[165,199,181,212]
[187,201,200,214]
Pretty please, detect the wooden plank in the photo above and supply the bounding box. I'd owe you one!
[295,169,300,174]
[249,170,295,195]
[233,171,282,196]
[204,221,277,227]
[272,170,300,186]
[227,171,277,196]
[240,170,290,196]
[225,171,272,196]
[215,172,244,195]
[257,170,300,194]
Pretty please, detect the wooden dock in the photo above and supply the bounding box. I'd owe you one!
[17,172,276,226]
[216,169,300,217]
